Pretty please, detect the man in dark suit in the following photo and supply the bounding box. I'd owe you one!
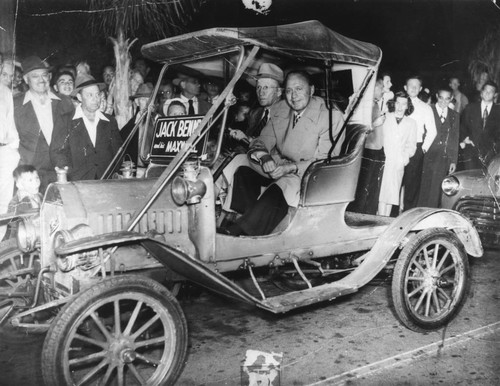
[418,86,459,208]
[120,82,157,177]
[173,74,211,116]
[13,56,74,193]
[459,81,500,170]
[50,74,122,181]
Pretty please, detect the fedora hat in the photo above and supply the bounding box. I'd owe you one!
[254,63,284,84]
[172,73,201,87]
[130,82,154,99]
[22,56,52,75]
[71,74,106,97]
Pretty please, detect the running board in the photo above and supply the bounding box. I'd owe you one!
[259,283,358,313]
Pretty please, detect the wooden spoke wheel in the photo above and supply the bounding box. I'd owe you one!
[42,275,188,386]
[391,228,470,332]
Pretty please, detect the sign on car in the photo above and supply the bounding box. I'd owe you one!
[150,115,205,159]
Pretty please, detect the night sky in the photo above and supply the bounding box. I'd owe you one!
[13,0,500,91]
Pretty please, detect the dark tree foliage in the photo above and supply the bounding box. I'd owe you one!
[469,23,500,87]
[88,0,207,39]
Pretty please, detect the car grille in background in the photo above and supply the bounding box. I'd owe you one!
[455,196,500,247]
[95,210,184,234]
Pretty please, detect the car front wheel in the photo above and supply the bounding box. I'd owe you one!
[41,275,188,386]
[391,228,470,332]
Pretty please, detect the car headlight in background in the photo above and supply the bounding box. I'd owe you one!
[441,176,460,196]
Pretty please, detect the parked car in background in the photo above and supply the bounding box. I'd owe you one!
[441,155,500,248]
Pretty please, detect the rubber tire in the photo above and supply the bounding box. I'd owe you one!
[391,228,470,332]
[41,275,188,386]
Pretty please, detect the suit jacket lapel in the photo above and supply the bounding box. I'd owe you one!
[95,120,104,149]
[25,101,42,138]
[73,118,94,149]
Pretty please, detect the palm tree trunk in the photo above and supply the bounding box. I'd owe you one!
[110,27,137,129]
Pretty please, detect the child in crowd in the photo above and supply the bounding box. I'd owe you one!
[3,165,42,240]
[165,99,187,116]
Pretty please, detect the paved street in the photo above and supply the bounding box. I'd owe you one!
[0,250,499,386]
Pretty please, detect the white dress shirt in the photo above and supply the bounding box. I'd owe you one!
[73,105,110,146]
[0,84,19,148]
[480,101,493,116]
[179,94,199,114]
[23,90,61,145]
[409,97,437,152]
[435,105,448,121]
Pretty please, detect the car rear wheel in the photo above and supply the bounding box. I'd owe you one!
[391,228,470,332]
[41,275,188,386]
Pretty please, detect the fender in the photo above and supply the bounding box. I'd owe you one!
[55,230,270,310]
[338,207,483,291]
[55,231,149,254]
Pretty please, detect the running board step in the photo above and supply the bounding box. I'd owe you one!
[259,283,358,313]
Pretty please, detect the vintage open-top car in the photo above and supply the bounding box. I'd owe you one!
[0,21,483,386]
[441,155,500,248]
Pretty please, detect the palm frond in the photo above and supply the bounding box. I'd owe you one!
[87,0,207,39]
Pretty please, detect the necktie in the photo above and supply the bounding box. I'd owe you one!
[254,109,269,137]
[293,113,300,128]
[188,99,195,115]
[483,107,488,129]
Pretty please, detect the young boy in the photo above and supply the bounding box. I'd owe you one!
[3,165,42,240]
[165,100,187,117]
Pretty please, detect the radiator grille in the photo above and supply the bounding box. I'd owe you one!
[455,196,500,247]
[95,209,184,234]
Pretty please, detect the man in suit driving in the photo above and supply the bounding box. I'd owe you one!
[226,70,344,236]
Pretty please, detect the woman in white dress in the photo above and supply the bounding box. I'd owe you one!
[378,92,417,216]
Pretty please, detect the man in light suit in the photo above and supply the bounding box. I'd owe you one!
[459,81,500,170]
[13,56,74,193]
[418,86,459,208]
[50,74,122,181]
[226,70,344,236]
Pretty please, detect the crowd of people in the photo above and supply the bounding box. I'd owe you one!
[0,49,499,239]
[352,72,499,217]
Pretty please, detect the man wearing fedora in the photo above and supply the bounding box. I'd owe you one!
[229,62,284,144]
[13,55,74,193]
[220,63,284,215]
[50,74,122,181]
[173,74,211,116]
[120,82,157,175]
[225,70,345,236]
